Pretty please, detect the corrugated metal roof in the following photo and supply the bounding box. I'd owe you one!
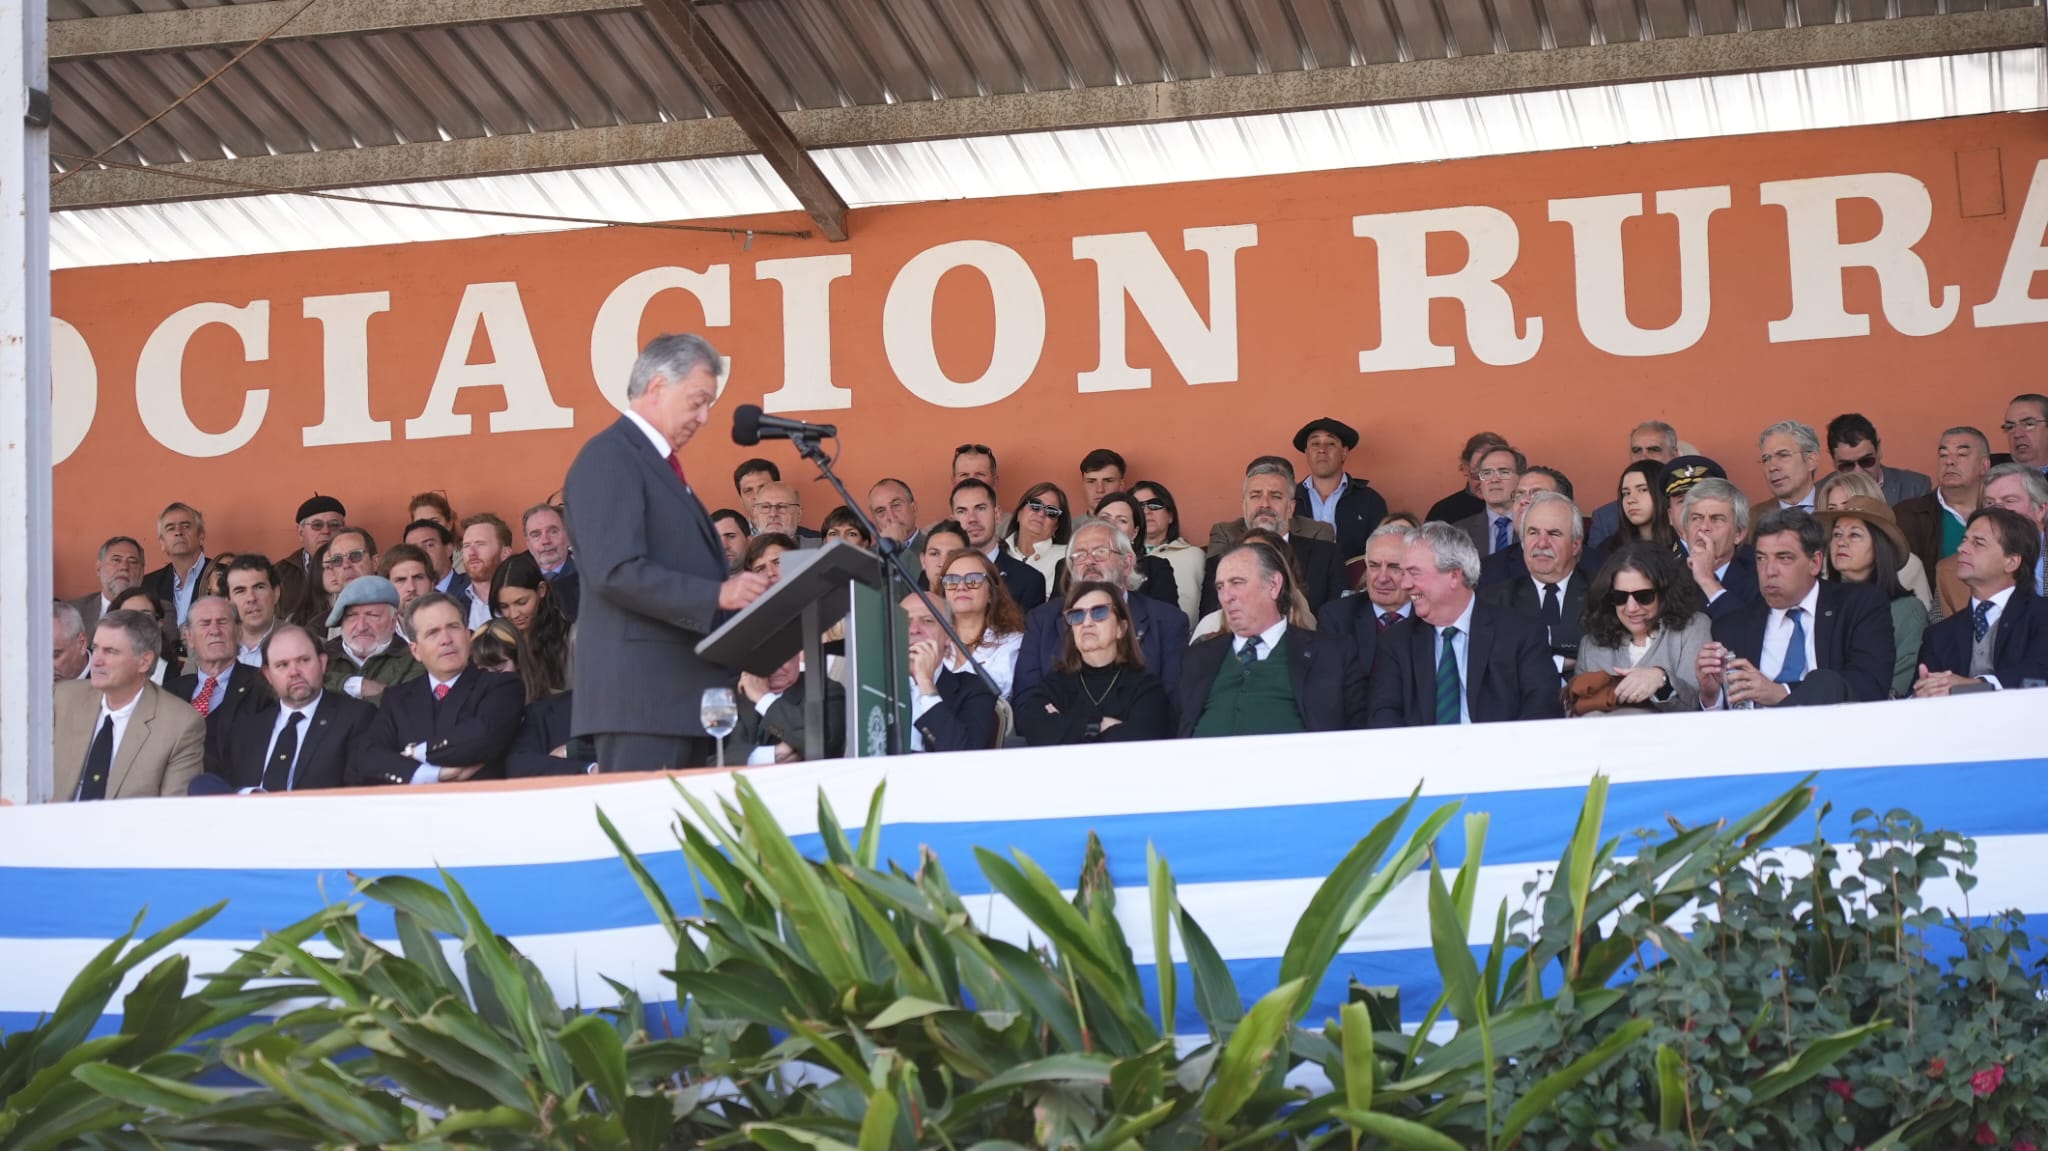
[50,47,2048,267]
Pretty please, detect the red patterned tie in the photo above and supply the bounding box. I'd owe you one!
[193,674,217,717]
[434,683,450,701]
[667,452,687,487]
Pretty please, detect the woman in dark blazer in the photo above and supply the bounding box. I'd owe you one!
[1015,581,1171,745]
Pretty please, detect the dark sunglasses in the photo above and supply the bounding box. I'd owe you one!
[1606,588,1660,608]
[1834,455,1880,472]
[1138,499,1168,512]
[940,573,988,590]
[1064,604,1115,625]
[1025,499,1064,518]
[321,549,369,570]
[954,443,994,458]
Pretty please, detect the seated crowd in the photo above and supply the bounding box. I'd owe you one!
[47,395,2048,799]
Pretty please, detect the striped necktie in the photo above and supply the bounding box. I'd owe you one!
[1435,626,1462,726]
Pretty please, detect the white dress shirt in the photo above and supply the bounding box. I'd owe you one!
[1758,582,1822,685]
[1433,597,1477,725]
[947,629,1024,698]
[169,554,207,624]
[186,665,232,712]
[254,694,322,792]
[237,627,274,669]
[93,688,146,769]
[1232,617,1290,662]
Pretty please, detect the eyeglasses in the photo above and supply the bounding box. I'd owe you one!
[1064,604,1115,625]
[302,518,346,533]
[1476,467,1518,480]
[1835,455,1880,472]
[1606,588,1660,608]
[954,443,994,458]
[2002,418,2046,434]
[1069,546,1120,562]
[940,573,988,590]
[1138,499,1167,512]
[753,502,799,515]
[1025,499,1064,518]
[321,549,369,570]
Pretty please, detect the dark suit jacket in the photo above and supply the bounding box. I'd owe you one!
[562,416,732,739]
[1199,534,1348,617]
[1175,625,1367,737]
[1918,587,2048,688]
[1316,597,1411,682]
[733,676,847,761]
[141,558,212,619]
[547,558,581,623]
[1478,563,1597,661]
[916,668,998,753]
[67,591,107,634]
[1892,493,1956,584]
[165,662,271,771]
[349,670,525,785]
[1294,475,1388,563]
[1711,580,1895,704]
[507,692,597,777]
[274,550,314,623]
[1013,589,1190,701]
[994,549,1047,612]
[213,691,376,791]
[1699,546,1760,622]
[1367,602,1566,727]
[1455,509,1517,558]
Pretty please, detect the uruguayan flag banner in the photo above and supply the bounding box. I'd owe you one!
[3,693,2041,1035]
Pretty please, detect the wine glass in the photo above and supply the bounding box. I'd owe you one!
[701,686,739,768]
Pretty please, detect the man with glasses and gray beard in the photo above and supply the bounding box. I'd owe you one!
[1011,517,1190,701]
[1200,460,1348,616]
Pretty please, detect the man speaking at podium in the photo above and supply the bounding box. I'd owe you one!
[564,334,770,771]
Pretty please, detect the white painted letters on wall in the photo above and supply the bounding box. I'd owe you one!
[135,300,271,459]
[883,241,1045,408]
[1974,159,2048,329]
[408,282,573,440]
[301,292,393,447]
[1354,206,1541,371]
[50,318,96,466]
[1072,224,1258,392]
[589,266,732,415]
[1549,187,1730,357]
[1762,173,1959,341]
[756,255,854,413]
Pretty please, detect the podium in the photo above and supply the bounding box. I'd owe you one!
[696,541,895,762]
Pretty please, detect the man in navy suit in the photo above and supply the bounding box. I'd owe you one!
[209,625,374,792]
[902,591,998,753]
[1914,507,2048,695]
[1697,509,1894,707]
[350,592,525,784]
[1178,541,1367,737]
[164,595,270,770]
[1014,516,1188,699]
[1478,492,1597,673]
[950,478,1046,611]
[1677,476,1760,621]
[1368,523,1564,727]
[521,502,580,623]
[1317,524,1414,683]
[561,334,770,771]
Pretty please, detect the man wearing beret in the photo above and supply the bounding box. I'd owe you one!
[1292,417,1388,567]
[323,576,425,706]
[275,494,347,625]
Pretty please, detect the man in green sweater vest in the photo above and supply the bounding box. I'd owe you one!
[1178,543,1367,737]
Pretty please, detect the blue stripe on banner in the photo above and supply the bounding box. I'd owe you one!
[3,760,2041,942]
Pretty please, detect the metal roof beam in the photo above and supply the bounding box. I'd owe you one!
[49,0,646,61]
[51,9,2045,212]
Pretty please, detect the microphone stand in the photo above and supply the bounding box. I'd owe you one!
[783,430,1004,755]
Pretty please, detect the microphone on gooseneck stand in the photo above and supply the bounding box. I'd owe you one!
[732,404,838,446]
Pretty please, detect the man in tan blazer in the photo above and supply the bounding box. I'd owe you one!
[53,608,204,802]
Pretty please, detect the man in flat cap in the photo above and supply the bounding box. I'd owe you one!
[1292,417,1387,567]
[275,494,347,625]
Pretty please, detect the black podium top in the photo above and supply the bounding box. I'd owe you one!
[695,541,886,675]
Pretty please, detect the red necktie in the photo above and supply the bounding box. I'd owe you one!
[193,674,217,717]
[667,453,687,487]
[434,683,450,701]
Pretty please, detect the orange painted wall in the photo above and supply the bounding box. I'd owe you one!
[50,111,2048,594]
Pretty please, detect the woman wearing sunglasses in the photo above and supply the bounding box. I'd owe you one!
[1570,543,1712,715]
[1004,483,1071,587]
[938,550,1028,699]
[1127,480,1204,625]
[1015,581,1171,745]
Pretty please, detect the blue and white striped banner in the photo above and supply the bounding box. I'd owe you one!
[4,692,2043,1036]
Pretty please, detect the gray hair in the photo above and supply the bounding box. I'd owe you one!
[1523,490,1585,543]
[97,608,161,661]
[1683,478,1752,536]
[1987,461,2048,509]
[1403,522,1481,586]
[1365,522,1412,549]
[1631,420,1679,451]
[1942,425,1992,455]
[158,502,205,534]
[626,333,722,401]
[97,535,142,563]
[1243,460,1294,490]
[53,600,83,643]
[1758,420,1821,456]
[183,595,233,632]
[1067,515,1140,590]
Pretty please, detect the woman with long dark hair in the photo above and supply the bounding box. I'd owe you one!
[475,620,593,775]
[1571,543,1712,715]
[489,553,571,698]
[1817,497,1928,696]
[938,548,1028,698]
[1004,482,1070,587]
[1600,460,1676,557]
[1014,580,1171,745]
[1128,479,1203,624]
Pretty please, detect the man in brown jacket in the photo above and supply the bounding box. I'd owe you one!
[53,609,204,801]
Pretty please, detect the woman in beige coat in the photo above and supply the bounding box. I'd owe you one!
[1573,543,1714,715]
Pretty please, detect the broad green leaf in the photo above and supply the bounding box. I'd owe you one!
[1426,859,1481,1031]
[392,907,463,994]
[979,938,1087,1053]
[950,1053,1117,1114]
[115,954,189,1060]
[1200,977,1303,1126]
[1749,1021,1891,1103]
[1333,1108,1466,1151]
[595,807,685,944]
[742,1124,863,1151]
[1340,1000,1374,1112]
[558,1014,630,1113]
[1450,812,1489,928]
[70,1064,231,1116]
[356,874,465,936]
[827,865,941,1001]
[1147,843,1179,1037]
[1084,1100,1178,1151]
[1656,1044,1685,1133]
[1496,1017,1651,1146]
[1563,775,1610,980]
[428,1105,542,1136]
[858,781,888,870]
[1180,906,1242,1034]
[856,1090,899,1151]
[733,776,866,989]
[867,996,956,1030]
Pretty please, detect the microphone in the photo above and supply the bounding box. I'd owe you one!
[732,404,839,446]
